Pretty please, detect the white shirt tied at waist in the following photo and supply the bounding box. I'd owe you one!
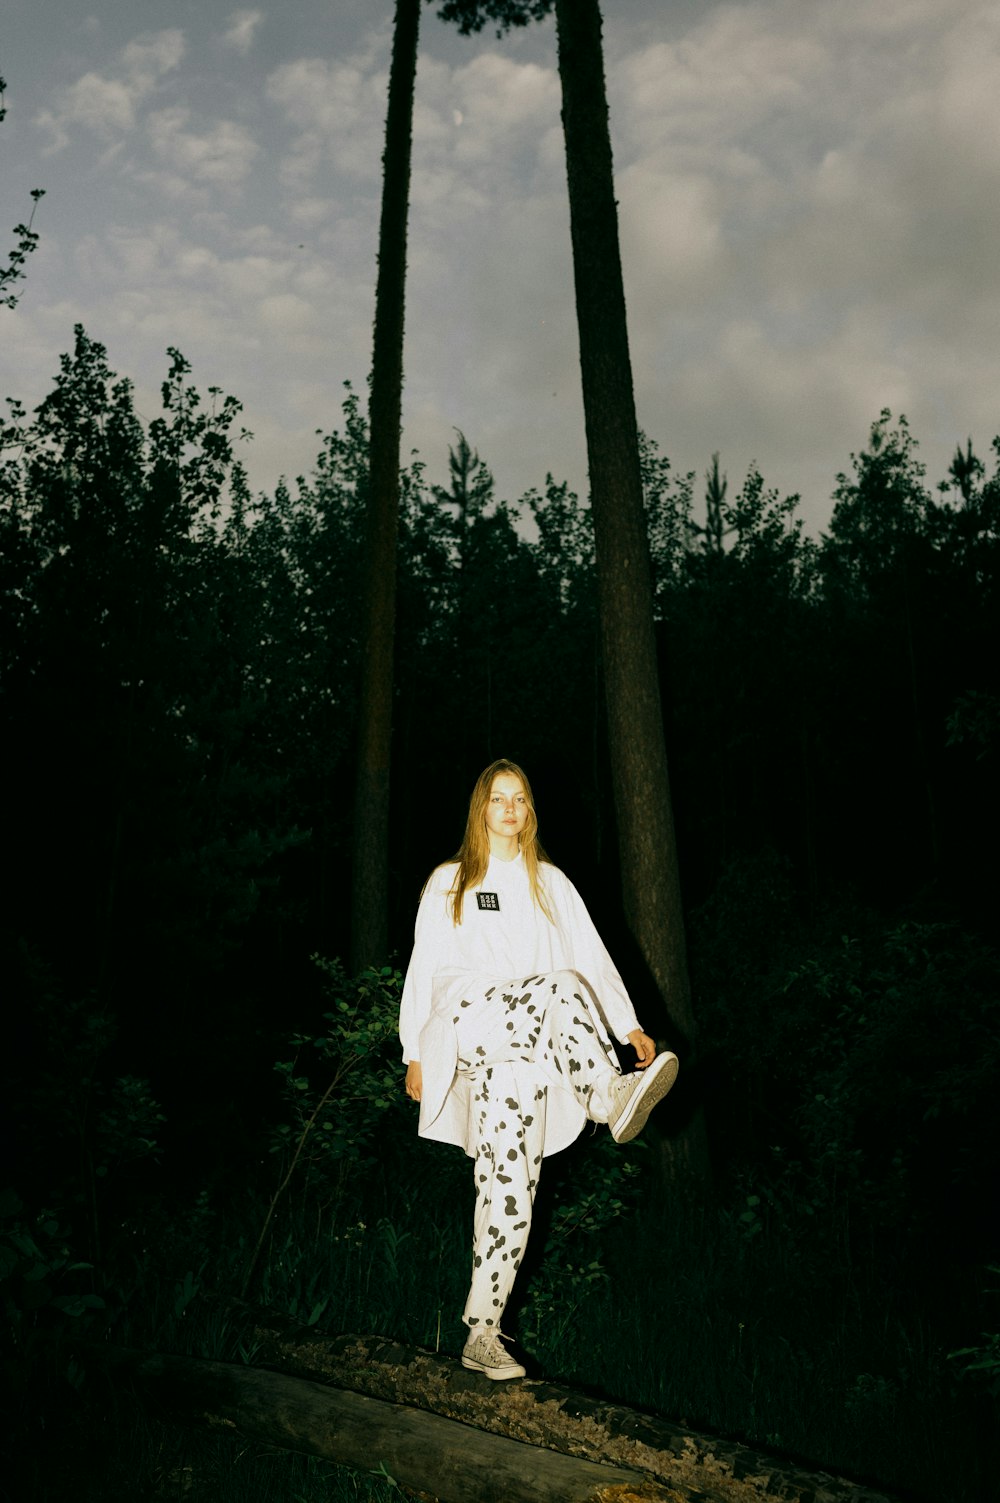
[398,852,642,1158]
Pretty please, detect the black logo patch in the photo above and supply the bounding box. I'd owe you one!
[477,891,500,911]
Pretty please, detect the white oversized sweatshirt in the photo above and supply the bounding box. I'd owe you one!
[398,852,642,1157]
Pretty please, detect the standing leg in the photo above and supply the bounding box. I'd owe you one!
[452,972,673,1379]
[462,1058,546,1333]
[453,976,617,1338]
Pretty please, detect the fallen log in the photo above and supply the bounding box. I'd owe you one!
[87,1346,681,1503]
[223,1305,900,1503]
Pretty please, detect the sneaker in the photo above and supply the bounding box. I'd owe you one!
[607,1051,679,1143]
[461,1330,526,1381]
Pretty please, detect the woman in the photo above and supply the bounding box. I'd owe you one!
[399,759,678,1380]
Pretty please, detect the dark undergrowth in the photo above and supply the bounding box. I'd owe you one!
[3,909,997,1502]
[3,1148,994,1503]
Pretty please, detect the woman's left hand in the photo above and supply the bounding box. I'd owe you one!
[626,1029,658,1068]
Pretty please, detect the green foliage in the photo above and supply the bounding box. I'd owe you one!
[1,76,45,310]
[949,1333,1000,1395]
[781,921,999,1226]
[92,1075,167,1178]
[1,331,304,993]
[5,323,995,1066]
[694,867,1000,1255]
[949,1265,1000,1397]
[5,961,166,1279]
[1,312,998,1500]
[946,688,1000,760]
[826,410,933,583]
[945,436,984,505]
[520,1131,645,1343]
[242,963,406,1298]
[692,452,731,557]
[642,430,695,612]
[435,0,554,39]
[12,1400,417,1503]
[272,960,406,1182]
[0,1188,105,1350]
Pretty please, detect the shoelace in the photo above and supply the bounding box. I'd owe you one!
[479,1331,515,1359]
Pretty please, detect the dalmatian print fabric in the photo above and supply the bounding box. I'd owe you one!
[452,970,621,1329]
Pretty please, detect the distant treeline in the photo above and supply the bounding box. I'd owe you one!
[2,326,997,1163]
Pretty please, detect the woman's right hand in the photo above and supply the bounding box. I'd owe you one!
[405,1060,423,1102]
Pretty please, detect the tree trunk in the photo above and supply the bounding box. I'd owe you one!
[88,1347,679,1503]
[552,0,708,1187]
[88,1323,901,1503]
[351,0,421,971]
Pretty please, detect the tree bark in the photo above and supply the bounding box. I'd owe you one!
[351,0,421,971]
[552,0,708,1187]
[88,1323,901,1503]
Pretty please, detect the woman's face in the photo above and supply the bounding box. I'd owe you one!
[483,772,529,846]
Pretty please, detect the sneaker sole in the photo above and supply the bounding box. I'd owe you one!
[611,1052,679,1143]
[461,1355,526,1381]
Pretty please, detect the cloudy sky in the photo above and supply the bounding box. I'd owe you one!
[3,0,999,530]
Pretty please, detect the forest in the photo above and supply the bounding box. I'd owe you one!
[2,0,999,1496]
[1,324,998,1501]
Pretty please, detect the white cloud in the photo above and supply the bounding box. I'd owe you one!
[46,74,137,142]
[120,31,186,81]
[266,55,386,183]
[222,9,264,56]
[75,227,163,288]
[619,164,723,288]
[451,52,557,140]
[145,107,261,189]
[586,0,1000,521]
[36,29,185,151]
[287,196,337,228]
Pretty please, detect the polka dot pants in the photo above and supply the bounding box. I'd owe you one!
[452,970,621,1331]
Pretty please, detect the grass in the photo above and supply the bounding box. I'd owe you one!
[10,1395,414,1503]
[535,1205,988,1501]
[4,1122,994,1502]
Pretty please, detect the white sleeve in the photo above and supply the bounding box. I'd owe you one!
[398,866,456,1062]
[551,869,642,1044]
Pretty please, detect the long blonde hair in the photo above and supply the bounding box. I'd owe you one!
[447,759,553,924]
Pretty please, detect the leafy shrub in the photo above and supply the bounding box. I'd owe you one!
[694,860,1000,1248]
[949,1264,1000,1398]
[242,962,405,1296]
[270,959,406,1184]
[0,1189,105,1352]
